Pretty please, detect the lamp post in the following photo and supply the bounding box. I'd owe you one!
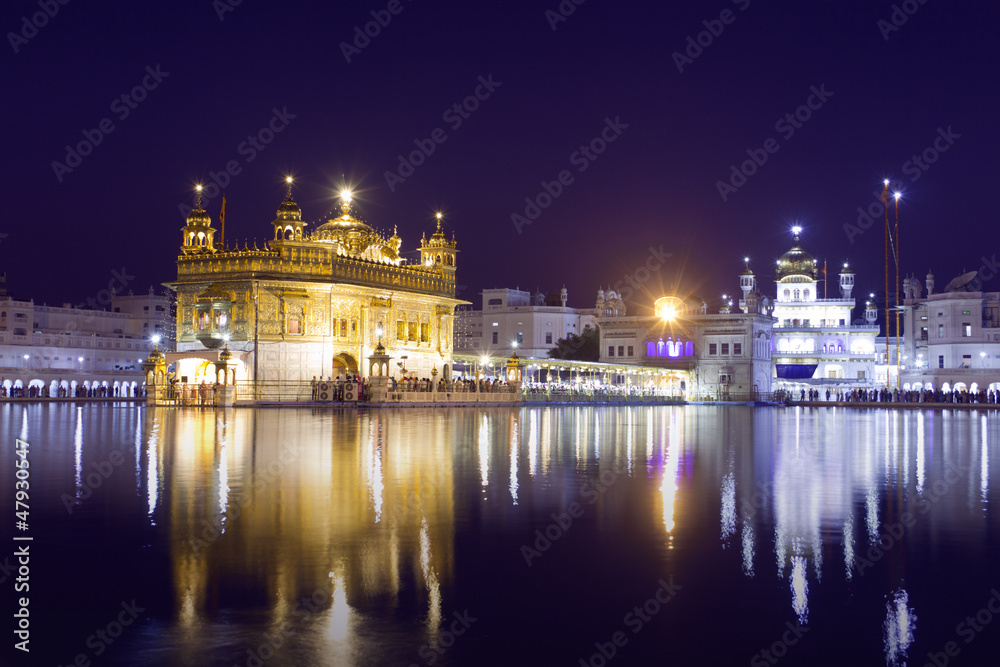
[479,355,489,392]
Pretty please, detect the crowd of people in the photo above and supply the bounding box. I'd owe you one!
[0,381,143,399]
[521,382,677,398]
[784,387,1000,405]
[309,374,516,401]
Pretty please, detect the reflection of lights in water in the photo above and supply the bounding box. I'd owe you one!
[741,523,755,577]
[884,411,891,478]
[575,408,582,463]
[790,549,809,625]
[178,588,197,631]
[774,527,786,578]
[20,406,28,440]
[811,531,823,580]
[147,417,159,523]
[981,415,989,502]
[389,528,400,596]
[594,413,600,461]
[626,408,633,476]
[794,406,800,453]
[528,412,537,478]
[74,407,83,498]
[133,406,142,497]
[883,589,916,667]
[646,412,654,476]
[328,571,351,641]
[866,485,879,543]
[843,515,855,582]
[134,407,143,494]
[509,418,519,506]
[368,426,384,523]
[478,416,489,489]
[720,470,736,544]
[916,413,925,495]
[217,417,230,533]
[660,438,681,544]
[541,410,552,476]
[902,413,910,492]
[419,518,441,632]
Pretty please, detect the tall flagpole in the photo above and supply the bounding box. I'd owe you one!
[883,179,890,390]
[894,192,901,390]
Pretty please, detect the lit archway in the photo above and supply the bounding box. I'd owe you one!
[332,353,359,377]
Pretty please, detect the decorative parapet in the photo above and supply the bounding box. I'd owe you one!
[177,249,455,297]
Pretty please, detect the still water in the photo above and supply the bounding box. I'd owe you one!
[2,403,999,666]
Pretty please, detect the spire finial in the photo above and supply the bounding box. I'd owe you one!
[435,212,443,232]
[285,176,293,199]
[195,184,203,209]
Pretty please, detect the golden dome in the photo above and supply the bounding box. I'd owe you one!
[275,195,302,221]
[311,204,373,238]
[776,239,818,280]
[186,205,211,226]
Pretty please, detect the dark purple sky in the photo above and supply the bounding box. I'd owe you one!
[3,0,997,315]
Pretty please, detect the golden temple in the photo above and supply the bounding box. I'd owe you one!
[167,180,466,385]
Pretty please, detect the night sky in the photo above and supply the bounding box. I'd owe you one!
[3,0,997,316]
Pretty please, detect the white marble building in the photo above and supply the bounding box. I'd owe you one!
[0,277,171,395]
[763,228,878,393]
[900,269,1000,393]
[595,292,775,398]
[454,287,594,359]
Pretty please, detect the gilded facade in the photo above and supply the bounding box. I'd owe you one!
[168,183,465,383]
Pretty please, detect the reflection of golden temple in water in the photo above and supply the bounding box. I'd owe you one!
[143,408,456,658]
[117,404,996,665]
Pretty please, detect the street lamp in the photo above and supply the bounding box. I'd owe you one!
[981,351,988,368]
[23,354,29,370]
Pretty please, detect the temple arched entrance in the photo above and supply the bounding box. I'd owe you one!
[332,353,359,377]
